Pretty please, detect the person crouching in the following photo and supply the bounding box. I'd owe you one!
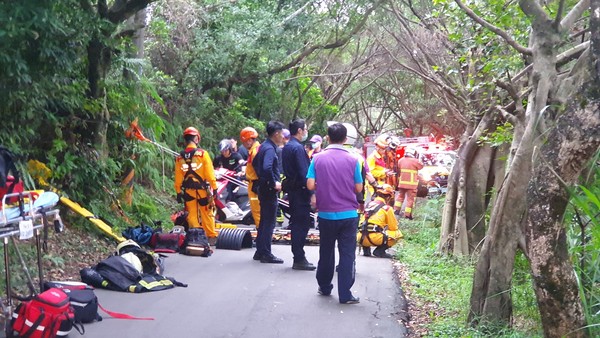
[357,184,403,258]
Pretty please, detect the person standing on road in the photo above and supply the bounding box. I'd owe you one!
[275,129,290,227]
[307,123,363,304]
[395,147,424,220]
[174,127,218,246]
[366,135,391,196]
[240,127,261,228]
[282,119,316,271]
[252,121,286,264]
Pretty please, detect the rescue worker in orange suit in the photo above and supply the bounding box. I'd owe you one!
[357,184,403,258]
[240,127,261,228]
[174,127,218,245]
[395,147,424,219]
[384,137,400,188]
[366,135,392,195]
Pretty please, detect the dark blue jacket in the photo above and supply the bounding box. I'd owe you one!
[252,138,280,191]
[282,137,310,190]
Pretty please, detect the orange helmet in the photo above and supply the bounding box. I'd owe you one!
[183,127,200,137]
[377,184,395,196]
[240,127,258,142]
[375,135,389,149]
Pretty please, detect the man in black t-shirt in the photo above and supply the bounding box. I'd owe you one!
[214,139,244,201]
[214,139,244,172]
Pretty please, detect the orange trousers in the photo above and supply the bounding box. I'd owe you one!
[184,190,217,238]
[248,181,261,228]
[394,188,417,217]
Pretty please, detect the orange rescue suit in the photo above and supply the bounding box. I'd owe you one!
[245,141,261,227]
[395,156,424,216]
[174,144,218,238]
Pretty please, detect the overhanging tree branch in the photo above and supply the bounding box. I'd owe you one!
[268,0,384,75]
[560,0,590,32]
[519,0,551,26]
[454,0,532,55]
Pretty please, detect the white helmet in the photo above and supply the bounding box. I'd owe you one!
[326,121,358,146]
[405,147,418,158]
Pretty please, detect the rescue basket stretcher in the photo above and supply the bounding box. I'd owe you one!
[0,191,64,336]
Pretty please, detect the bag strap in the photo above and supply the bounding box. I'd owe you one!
[21,311,45,338]
[98,303,154,320]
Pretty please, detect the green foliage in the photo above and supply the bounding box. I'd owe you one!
[478,122,514,147]
[398,200,542,336]
[567,161,600,336]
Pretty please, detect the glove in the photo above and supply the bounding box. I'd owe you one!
[176,192,184,204]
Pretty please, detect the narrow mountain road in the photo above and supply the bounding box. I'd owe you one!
[82,244,408,338]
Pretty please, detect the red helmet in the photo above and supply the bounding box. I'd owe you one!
[183,127,200,137]
[240,127,258,142]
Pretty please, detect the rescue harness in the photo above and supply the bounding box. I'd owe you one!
[359,200,388,247]
[180,148,212,206]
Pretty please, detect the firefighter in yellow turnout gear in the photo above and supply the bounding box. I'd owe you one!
[174,127,218,245]
[240,127,261,228]
[357,184,403,258]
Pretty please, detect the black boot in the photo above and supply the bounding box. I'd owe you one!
[292,258,316,270]
[362,246,371,257]
[373,246,393,258]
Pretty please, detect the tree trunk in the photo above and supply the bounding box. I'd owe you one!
[465,144,493,253]
[87,36,112,158]
[525,89,598,338]
[469,1,561,326]
[524,3,600,335]
[83,1,154,154]
[439,111,495,255]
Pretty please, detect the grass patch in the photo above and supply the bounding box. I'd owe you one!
[396,198,543,337]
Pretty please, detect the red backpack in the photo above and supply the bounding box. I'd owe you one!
[11,288,83,338]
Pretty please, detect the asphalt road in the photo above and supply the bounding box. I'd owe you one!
[81,244,408,338]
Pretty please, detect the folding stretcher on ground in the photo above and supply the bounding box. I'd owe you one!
[0,191,63,335]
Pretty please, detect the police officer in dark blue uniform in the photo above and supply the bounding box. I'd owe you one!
[282,119,316,270]
[252,121,286,264]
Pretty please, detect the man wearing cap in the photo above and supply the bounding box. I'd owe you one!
[282,119,316,271]
[307,134,323,159]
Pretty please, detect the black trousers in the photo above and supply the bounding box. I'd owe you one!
[288,189,312,262]
[256,189,277,257]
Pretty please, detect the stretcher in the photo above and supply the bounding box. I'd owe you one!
[0,191,64,335]
[59,197,126,243]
